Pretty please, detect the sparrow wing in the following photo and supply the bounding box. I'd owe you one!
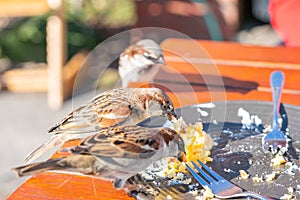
[70,126,160,159]
[48,94,132,134]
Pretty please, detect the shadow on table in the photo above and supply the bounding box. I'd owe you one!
[155,71,259,94]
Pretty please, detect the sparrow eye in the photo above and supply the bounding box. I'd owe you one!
[162,101,168,109]
[162,101,177,120]
[162,102,172,113]
[143,52,157,62]
[162,101,173,110]
[143,52,150,57]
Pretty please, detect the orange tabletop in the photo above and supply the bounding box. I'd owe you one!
[8,39,300,200]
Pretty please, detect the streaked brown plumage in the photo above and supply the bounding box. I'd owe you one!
[14,125,185,189]
[24,88,177,164]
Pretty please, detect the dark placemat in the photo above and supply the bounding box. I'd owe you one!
[137,100,300,199]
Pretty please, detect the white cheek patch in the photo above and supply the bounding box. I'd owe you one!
[133,54,154,66]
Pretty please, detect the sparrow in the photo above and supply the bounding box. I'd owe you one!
[13,125,186,189]
[24,87,177,164]
[118,39,165,88]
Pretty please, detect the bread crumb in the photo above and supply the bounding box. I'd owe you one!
[239,170,249,180]
[287,187,294,194]
[164,117,214,178]
[280,194,293,200]
[265,171,278,182]
[271,154,287,167]
[280,187,295,200]
[183,178,192,184]
[285,162,293,168]
[201,186,215,199]
[224,168,233,173]
[252,175,263,183]
[175,117,214,164]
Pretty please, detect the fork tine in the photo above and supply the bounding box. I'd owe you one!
[191,161,216,184]
[187,160,272,200]
[197,160,225,181]
[185,163,209,188]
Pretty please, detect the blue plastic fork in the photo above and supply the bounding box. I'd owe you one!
[186,160,274,200]
[262,71,288,154]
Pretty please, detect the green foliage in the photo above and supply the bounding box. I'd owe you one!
[0,0,136,63]
[0,16,47,62]
[65,0,136,28]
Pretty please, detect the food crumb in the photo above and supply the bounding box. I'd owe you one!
[285,162,293,168]
[201,186,215,199]
[190,190,198,196]
[252,175,263,183]
[280,187,295,200]
[238,108,262,129]
[224,168,233,173]
[288,187,294,194]
[280,194,293,200]
[141,117,215,195]
[167,195,173,200]
[239,170,249,180]
[265,171,278,182]
[183,178,192,184]
[271,154,287,167]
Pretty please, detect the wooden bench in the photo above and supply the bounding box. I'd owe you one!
[0,0,67,109]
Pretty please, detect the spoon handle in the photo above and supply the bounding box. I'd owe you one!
[270,71,285,130]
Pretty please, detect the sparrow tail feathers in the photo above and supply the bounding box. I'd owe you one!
[12,159,63,177]
[24,134,79,164]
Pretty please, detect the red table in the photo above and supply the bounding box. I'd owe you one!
[8,39,300,199]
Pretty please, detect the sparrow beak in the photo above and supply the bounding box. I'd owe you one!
[167,109,178,121]
[177,151,187,162]
[157,56,166,65]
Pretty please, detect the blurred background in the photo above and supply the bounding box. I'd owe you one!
[0,0,285,199]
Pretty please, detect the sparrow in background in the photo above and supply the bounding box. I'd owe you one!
[24,87,177,164]
[118,39,165,88]
[13,125,186,189]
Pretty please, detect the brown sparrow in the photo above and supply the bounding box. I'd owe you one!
[13,125,186,189]
[118,39,165,88]
[24,87,177,164]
